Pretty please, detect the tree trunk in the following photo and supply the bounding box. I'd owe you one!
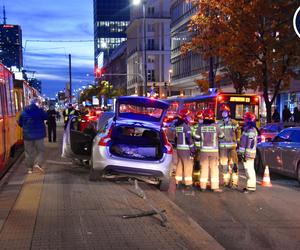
[265,101,272,123]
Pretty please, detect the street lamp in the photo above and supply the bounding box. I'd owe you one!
[133,0,147,97]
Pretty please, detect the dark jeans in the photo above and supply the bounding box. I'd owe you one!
[48,124,57,142]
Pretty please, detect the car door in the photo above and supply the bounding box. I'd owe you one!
[265,129,293,173]
[62,116,94,159]
[281,130,300,176]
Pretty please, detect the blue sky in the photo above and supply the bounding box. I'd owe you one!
[3,0,94,97]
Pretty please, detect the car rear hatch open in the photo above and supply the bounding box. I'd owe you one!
[108,97,170,161]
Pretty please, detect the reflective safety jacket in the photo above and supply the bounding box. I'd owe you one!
[190,123,200,148]
[194,123,224,153]
[218,118,241,149]
[238,127,258,159]
[175,123,194,151]
[63,108,76,122]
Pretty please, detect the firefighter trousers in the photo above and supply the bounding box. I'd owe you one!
[219,148,238,187]
[243,158,256,191]
[175,149,193,186]
[199,152,219,190]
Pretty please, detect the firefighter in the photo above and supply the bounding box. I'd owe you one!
[63,104,76,129]
[191,111,203,185]
[238,112,258,193]
[174,108,195,189]
[218,104,241,188]
[195,109,224,192]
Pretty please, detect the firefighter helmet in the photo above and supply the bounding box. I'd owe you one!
[203,108,215,120]
[220,104,231,115]
[243,112,256,123]
[178,108,191,119]
[194,110,203,122]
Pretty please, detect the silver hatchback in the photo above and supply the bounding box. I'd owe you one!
[255,127,300,184]
[62,97,173,191]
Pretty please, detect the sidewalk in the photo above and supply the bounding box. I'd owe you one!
[0,125,224,250]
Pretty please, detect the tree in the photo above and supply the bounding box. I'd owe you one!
[184,0,300,122]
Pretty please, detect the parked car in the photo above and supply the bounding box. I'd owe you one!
[62,97,173,191]
[258,123,284,143]
[255,128,300,184]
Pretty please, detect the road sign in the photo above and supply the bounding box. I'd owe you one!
[293,6,300,38]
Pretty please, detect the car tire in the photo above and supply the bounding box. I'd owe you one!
[89,159,102,181]
[159,178,170,191]
[254,151,264,175]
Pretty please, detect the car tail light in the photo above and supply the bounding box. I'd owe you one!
[162,131,173,154]
[98,127,113,146]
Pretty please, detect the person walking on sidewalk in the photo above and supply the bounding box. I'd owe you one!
[46,105,57,142]
[18,98,48,173]
[238,112,258,193]
[194,109,224,192]
[218,104,241,189]
[174,109,195,190]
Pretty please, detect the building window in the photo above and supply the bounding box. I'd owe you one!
[147,39,155,50]
[147,69,155,81]
[147,6,155,16]
[147,55,155,63]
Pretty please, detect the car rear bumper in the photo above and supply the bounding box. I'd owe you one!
[92,145,172,178]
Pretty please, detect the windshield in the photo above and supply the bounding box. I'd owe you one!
[217,103,259,120]
[119,104,164,122]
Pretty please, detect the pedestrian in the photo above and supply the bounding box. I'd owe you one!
[238,112,258,193]
[194,108,224,192]
[282,105,291,122]
[18,97,48,174]
[174,109,195,190]
[272,109,280,123]
[47,105,57,142]
[63,103,76,129]
[218,104,241,189]
[293,107,300,123]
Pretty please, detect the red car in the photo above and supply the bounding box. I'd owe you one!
[80,108,103,132]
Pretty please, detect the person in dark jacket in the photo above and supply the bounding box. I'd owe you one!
[272,109,280,123]
[18,98,48,173]
[293,107,300,123]
[282,105,291,122]
[47,105,58,142]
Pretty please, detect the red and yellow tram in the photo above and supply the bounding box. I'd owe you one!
[0,64,17,173]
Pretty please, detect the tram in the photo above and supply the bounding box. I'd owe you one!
[0,64,17,174]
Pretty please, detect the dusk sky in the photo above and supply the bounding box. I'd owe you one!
[4,0,94,97]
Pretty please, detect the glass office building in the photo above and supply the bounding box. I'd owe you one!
[93,0,130,67]
[0,24,23,70]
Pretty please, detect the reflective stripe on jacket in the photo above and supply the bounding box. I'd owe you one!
[218,119,240,148]
[238,127,258,159]
[175,123,194,151]
[195,123,224,153]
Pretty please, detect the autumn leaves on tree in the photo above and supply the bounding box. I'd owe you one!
[183,0,300,122]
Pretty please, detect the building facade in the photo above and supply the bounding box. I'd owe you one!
[103,41,127,96]
[0,24,23,70]
[127,0,171,97]
[93,0,130,68]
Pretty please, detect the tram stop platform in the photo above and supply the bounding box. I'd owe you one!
[0,125,223,250]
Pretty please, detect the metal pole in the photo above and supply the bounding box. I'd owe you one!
[69,54,72,103]
[143,2,147,97]
[208,56,214,88]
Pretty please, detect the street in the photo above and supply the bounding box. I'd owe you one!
[0,125,299,249]
[0,125,222,250]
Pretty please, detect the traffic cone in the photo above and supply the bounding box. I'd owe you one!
[261,165,272,187]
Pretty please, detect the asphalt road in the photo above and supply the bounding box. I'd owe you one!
[171,172,300,250]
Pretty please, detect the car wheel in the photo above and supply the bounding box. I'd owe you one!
[254,151,264,175]
[89,159,102,181]
[159,178,170,191]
